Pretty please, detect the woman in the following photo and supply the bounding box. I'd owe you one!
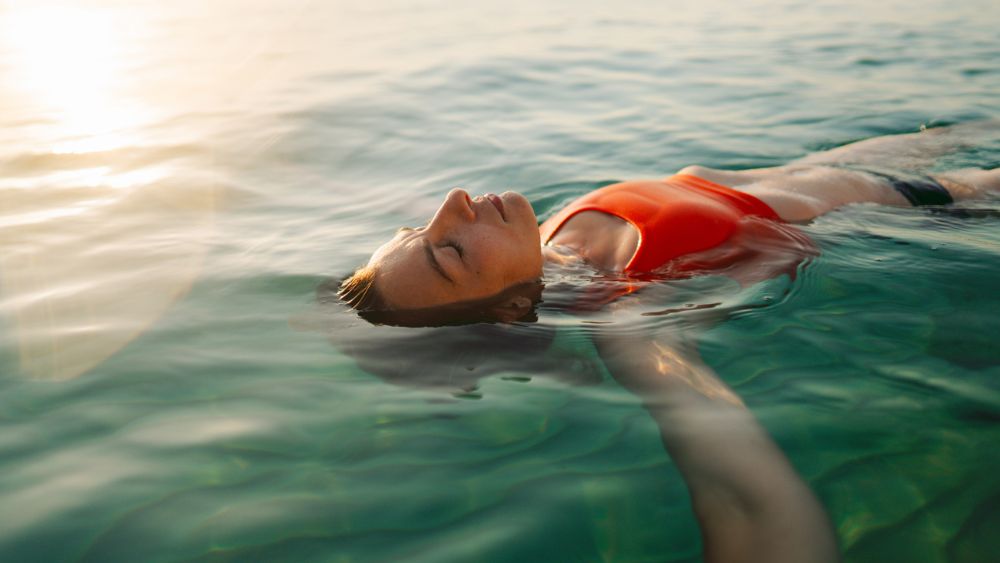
[334,124,999,563]
[340,125,998,322]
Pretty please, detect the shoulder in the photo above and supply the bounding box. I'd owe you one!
[676,164,714,178]
[673,165,782,188]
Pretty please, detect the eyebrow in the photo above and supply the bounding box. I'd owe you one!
[424,240,454,284]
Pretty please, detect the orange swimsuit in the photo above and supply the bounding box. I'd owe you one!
[540,174,802,275]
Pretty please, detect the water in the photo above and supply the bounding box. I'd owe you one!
[1,0,999,560]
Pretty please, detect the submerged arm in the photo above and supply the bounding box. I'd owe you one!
[595,332,838,563]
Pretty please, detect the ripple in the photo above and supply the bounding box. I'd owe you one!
[1,0,999,560]
[0,143,204,177]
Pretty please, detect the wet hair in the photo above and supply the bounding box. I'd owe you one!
[303,275,600,394]
[322,268,544,328]
[332,265,387,312]
[363,280,544,327]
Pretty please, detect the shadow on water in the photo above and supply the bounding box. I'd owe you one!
[292,221,804,400]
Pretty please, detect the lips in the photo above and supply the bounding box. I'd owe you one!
[486,193,506,221]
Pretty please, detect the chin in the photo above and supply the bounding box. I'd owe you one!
[504,191,537,222]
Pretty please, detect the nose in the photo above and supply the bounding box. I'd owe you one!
[426,188,475,234]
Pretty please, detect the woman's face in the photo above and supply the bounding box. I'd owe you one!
[366,188,543,310]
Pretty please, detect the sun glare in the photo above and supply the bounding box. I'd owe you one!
[2,3,150,153]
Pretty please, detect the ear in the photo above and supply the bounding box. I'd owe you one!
[490,296,534,323]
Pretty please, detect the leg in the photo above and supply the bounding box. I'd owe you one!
[679,164,913,222]
[732,166,910,222]
[933,168,1000,201]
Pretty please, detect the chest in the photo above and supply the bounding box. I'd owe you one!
[546,210,639,271]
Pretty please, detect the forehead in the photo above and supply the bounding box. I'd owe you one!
[368,230,409,265]
[368,232,458,309]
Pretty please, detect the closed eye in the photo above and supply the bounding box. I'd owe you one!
[446,241,464,259]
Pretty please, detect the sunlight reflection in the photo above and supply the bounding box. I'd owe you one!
[2,2,150,152]
[0,2,217,379]
[0,176,219,380]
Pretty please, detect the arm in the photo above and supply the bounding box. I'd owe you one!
[792,120,998,169]
[595,332,838,563]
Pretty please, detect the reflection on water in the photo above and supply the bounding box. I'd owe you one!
[0,180,217,379]
[0,1,225,378]
[1,3,151,153]
[0,0,999,560]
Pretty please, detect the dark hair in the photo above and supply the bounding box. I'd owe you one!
[326,265,544,328]
[302,275,600,394]
[301,267,607,394]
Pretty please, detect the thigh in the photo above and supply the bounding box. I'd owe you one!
[934,168,1000,200]
[735,165,910,222]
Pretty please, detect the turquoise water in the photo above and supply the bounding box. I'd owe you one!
[1,0,999,561]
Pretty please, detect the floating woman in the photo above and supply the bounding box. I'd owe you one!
[332,122,999,563]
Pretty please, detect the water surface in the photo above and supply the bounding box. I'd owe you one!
[1,0,999,561]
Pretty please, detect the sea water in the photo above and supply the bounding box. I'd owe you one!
[1,0,999,561]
